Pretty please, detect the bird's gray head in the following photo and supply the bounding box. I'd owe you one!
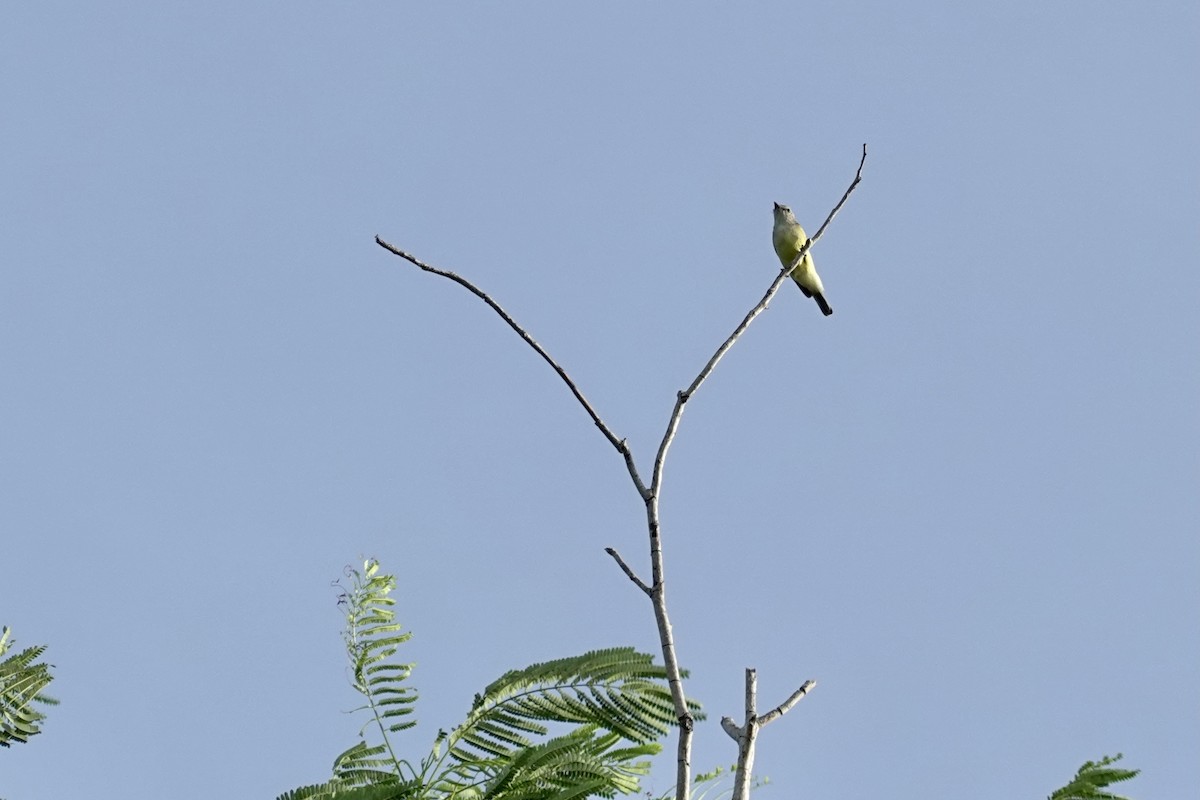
[773,202,795,223]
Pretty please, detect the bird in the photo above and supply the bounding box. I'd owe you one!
[772,202,833,316]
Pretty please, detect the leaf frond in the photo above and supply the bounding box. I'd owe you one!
[1049,754,1140,800]
[0,629,57,747]
[445,647,700,766]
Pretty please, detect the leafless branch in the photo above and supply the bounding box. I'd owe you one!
[796,143,868,268]
[757,679,816,727]
[726,671,817,800]
[373,237,650,500]
[605,547,651,595]
[730,668,760,800]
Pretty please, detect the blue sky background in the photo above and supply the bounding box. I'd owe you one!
[2,3,1197,799]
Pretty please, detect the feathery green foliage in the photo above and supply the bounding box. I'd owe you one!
[276,780,418,800]
[1048,755,1139,800]
[429,645,697,800]
[0,626,58,747]
[277,559,702,800]
[339,559,418,783]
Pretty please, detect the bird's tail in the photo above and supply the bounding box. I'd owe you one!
[790,274,833,317]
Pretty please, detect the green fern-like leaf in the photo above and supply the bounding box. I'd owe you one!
[0,627,58,747]
[434,648,699,797]
[477,648,694,740]
[333,740,406,785]
[338,560,420,780]
[475,726,656,800]
[1049,754,1139,800]
[277,779,420,800]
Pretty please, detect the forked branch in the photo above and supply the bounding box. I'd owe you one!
[375,143,866,800]
[721,670,817,800]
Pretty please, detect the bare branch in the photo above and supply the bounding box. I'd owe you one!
[604,547,651,595]
[650,144,868,497]
[374,237,651,500]
[729,673,818,800]
[757,679,817,727]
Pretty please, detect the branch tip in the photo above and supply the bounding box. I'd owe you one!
[605,547,651,595]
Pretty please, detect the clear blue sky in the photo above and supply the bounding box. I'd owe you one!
[2,3,1196,799]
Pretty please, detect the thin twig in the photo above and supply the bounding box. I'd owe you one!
[604,547,651,595]
[792,143,868,271]
[374,237,650,500]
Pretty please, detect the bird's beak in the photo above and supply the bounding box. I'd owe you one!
[773,202,782,211]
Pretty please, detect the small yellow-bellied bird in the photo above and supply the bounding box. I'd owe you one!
[772,202,832,316]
